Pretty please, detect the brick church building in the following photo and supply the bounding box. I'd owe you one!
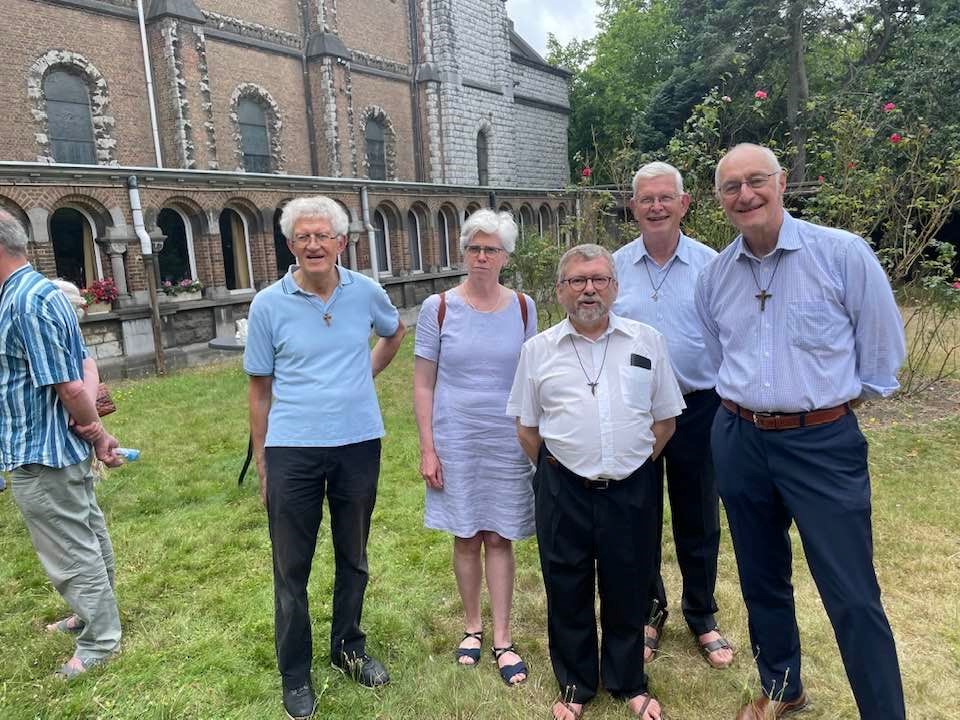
[0,0,573,375]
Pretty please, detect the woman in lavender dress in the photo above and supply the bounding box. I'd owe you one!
[413,209,536,686]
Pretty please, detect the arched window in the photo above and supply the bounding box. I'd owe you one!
[477,131,489,186]
[274,207,295,278]
[50,207,100,288]
[519,205,534,237]
[407,209,423,272]
[558,205,569,246]
[539,205,552,237]
[219,209,253,290]
[238,98,271,173]
[372,208,392,275]
[365,118,386,181]
[44,70,96,164]
[157,208,197,284]
[437,208,452,269]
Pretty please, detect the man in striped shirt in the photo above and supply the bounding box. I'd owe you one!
[0,210,123,679]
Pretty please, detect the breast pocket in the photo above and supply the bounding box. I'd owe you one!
[619,366,652,413]
[788,302,835,352]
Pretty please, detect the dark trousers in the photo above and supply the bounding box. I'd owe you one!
[649,388,721,635]
[712,407,905,718]
[534,445,658,705]
[265,440,380,689]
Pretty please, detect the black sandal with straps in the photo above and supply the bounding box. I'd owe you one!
[492,644,528,685]
[455,630,483,666]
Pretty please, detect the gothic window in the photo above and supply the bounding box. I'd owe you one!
[437,208,452,268]
[219,209,253,290]
[407,209,423,272]
[51,207,100,288]
[477,131,489,186]
[238,98,271,173]
[157,208,197,284]
[372,208,392,274]
[44,70,96,165]
[365,118,386,181]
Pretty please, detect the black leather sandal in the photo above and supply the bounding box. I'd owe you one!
[455,630,483,666]
[492,644,528,685]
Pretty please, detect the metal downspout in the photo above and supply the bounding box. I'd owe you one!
[128,176,165,374]
[360,186,380,283]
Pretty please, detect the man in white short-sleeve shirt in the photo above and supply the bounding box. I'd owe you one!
[507,244,684,720]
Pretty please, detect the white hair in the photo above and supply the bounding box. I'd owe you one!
[632,161,684,195]
[557,244,617,283]
[459,208,518,253]
[51,278,85,318]
[0,210,28,256]
[715,143,782,190]
[279,196,349,239]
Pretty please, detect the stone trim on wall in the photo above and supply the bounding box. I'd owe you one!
[229,83,285,173]
[200,10,302,50]
[350,50,412,77]
[360,106,398,181]
[28,50,118,166]
[160,20,197,168]
[194,28,219,169]
[319,57,342,176]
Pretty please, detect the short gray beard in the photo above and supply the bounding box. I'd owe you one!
[569,300,608,325]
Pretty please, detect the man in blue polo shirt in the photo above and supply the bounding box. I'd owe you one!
[0,210,122,679]
[244,196,405,720]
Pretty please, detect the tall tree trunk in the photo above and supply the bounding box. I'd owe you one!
[786,0,810,183]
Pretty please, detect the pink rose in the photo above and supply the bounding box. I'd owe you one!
[952,281,960,290]
[818,175,825,184]
[721,95,732,103]
[754,90,768,101]
[581,166,592,178]
[882,102,896,112]
[889,133,902,144]
[847,161,857,169]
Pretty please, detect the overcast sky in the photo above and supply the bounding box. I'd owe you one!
[506,0,600,57]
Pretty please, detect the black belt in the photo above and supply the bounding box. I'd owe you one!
[543,452,621,490]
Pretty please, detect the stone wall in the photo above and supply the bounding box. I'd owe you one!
[511,103,570,189]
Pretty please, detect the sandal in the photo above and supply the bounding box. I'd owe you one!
[628,692,661,719]
[552,700,584,719]
[46,614,85,635]
[492,644,528,686]
[696,628,734,669]
[456,630,483,666]
[644,606,668,661]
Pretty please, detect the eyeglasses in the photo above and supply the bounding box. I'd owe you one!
[719,171,780,197]
[465,245,505,257]
[635,194,679,208]
[293,232,339,246]
[560,276,614,291]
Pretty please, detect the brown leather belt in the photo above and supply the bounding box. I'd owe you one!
[720,398,848,431]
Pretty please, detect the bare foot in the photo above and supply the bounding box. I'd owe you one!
[628,693,662,719]
[552,700,584,720]
[697,629,734,669]
[643,623,661,663]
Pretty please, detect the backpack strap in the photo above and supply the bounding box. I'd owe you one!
[515,289,528,331]
[437,291,446,332]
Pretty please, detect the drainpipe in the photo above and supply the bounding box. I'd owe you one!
[360,186,381,283]
[136,0,164,167]
[128,176,165,374]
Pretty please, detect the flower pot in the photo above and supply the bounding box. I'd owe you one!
[86,301,112,315]
[169,290,202,303]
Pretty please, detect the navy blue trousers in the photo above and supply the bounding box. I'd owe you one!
[649,388,722,635]
[712,406,905,718]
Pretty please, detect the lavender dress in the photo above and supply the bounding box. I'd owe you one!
[415,290,537,540]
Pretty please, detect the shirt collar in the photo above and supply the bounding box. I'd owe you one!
[554,312,631,345]
[281,265,352,295]
[631,232,691,266]
[734,210,801,260]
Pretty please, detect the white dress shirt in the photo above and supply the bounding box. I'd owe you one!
[506,313,685,480]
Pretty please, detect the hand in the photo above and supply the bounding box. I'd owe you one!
[256,456,268,508]
[420,449,443,490]
[94,432,124,468]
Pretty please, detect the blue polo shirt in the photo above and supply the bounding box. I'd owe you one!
[244,266,401,447]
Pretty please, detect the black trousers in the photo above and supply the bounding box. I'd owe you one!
[648,388,722,635]
[712,407,905,718]
[535,444,658,705]
[265,440,380,689]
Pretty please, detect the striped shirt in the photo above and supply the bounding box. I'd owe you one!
[612,232,719,394]
[0,264,90,471]
[694,211,906,412]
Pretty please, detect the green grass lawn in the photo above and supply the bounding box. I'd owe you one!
[1,337,958,719]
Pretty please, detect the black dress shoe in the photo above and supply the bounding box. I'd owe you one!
[333,651,390,687]
[282,683,316,720]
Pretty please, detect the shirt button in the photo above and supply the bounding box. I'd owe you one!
[763,351,770,358]
[764,382,771,388]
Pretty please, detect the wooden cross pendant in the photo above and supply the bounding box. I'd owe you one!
[755,289,772,312]
[323,312,332,326]
[588,381,598,396]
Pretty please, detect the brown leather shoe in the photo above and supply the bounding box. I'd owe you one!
[735,692,808,719]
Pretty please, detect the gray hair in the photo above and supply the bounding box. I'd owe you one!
[715,143,782,190]
[279,196,349,240]
[459,208,519,253]
[633,161,684,195]
[557,244,617,284]
[51,278,85,318]
[0,210,29,256]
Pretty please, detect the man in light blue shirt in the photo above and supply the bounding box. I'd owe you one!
[244,196,405,720]
[612,162,733,671]
[696,144,905,720]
